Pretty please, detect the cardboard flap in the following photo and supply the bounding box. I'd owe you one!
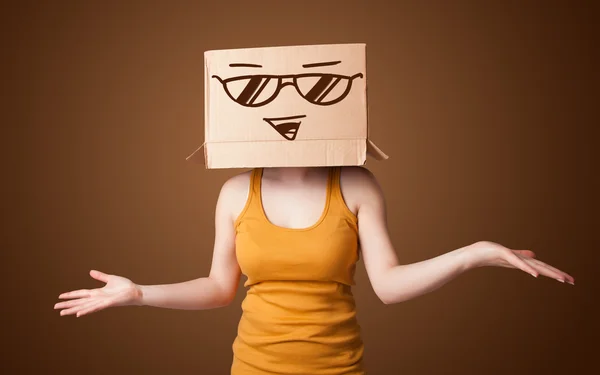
[185,143,205,163]
[367,138,389,160]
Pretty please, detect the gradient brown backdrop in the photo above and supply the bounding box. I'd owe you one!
[3,1,597,374]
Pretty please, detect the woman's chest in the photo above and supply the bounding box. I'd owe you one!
[235,219,359,283]
[260,185,329,229]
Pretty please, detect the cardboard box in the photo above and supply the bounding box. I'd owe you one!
[186,43,388,169]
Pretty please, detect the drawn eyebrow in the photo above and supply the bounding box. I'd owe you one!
[229,63,262,68]
[302,60,341,68]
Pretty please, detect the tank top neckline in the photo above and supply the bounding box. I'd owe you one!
[255,167,334,232]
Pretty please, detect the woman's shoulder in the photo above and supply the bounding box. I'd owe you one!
[338,166,384,214]
[221,169,253,192]
[339,166,379,186]
[217,169,254,222]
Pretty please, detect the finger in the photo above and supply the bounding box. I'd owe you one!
[529,258,575,284]
[503,251,539,277]
[513,250,536,258]
[58,289,91,299]
[60,298,100,316]
[90,270,110,283]
[522,258,568,282]
[531,258,574,282]
[76,299,109,317]
[55,298,90,310]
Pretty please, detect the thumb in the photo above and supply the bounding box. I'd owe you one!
[90,269,110,283]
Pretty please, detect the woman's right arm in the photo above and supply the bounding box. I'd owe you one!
[55,173,248,317]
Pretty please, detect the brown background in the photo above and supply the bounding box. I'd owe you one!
[3,0,597,374]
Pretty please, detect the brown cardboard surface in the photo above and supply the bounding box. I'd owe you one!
[186,43,388,169]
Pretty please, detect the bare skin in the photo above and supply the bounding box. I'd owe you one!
[54,166,574,317]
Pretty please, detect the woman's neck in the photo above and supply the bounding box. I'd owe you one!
[263,167,320,182]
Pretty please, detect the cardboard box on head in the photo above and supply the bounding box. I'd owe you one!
[186,43,388,169]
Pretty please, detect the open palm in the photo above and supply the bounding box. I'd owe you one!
[54,270,141,317]
[472,241,575,284]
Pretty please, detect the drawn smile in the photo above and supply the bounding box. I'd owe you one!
[263,115,307,141]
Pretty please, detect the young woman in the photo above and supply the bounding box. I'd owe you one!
[54,166,574,374]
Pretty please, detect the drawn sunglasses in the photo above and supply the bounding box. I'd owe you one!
[212,72,364,107]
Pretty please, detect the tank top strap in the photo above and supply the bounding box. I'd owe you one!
[330,166,340,197]
[234,168,264,228]
[323,166,334,215]
[251,168,263,198]
[332,166,350,203]
[329,166,358,223]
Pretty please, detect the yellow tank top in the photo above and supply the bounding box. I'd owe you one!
[231,167,365,375]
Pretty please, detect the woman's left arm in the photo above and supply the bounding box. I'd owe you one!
[355,169,575,305]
